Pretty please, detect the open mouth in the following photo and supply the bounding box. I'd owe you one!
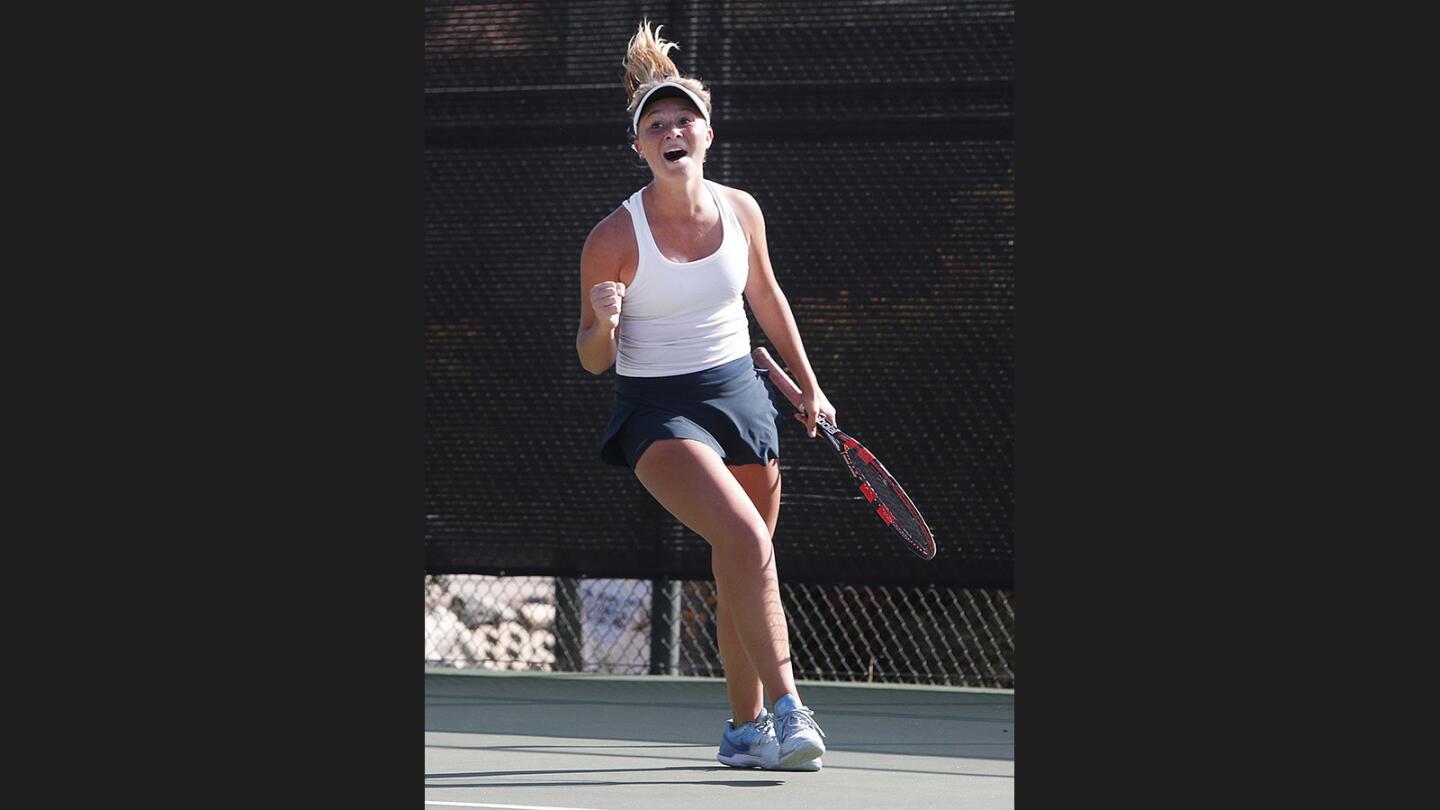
[663,148,687,162]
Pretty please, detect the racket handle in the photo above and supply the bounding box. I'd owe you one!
[752,347,805,411]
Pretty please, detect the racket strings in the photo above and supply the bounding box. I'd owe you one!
[848,452,930,555]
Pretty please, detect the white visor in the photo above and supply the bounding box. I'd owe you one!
[631,81,709,134]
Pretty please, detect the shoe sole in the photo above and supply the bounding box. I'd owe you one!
[718,753,824,772]
[717,752,769,768]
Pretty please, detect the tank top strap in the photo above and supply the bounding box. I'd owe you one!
[704,180,745,247]
[621,188,663,264]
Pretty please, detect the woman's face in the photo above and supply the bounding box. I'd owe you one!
[634,97,712,176]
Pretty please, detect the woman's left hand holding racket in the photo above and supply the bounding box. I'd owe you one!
[790,372,837,438]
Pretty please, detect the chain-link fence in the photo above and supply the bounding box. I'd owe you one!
[424,0,1014,691]
[425,574,1013,688]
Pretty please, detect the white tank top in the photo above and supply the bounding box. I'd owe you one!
[615,180,752,377]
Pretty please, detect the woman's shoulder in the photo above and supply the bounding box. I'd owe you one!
[589,204,634,242]
[710,182,763,223]
[584,204,637,257]
[709,180,756,206]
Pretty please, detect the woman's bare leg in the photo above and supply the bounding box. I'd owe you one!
[716,459,782,724]
[633,440,798,711]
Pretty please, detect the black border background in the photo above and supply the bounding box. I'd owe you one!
[75,1,1341,805]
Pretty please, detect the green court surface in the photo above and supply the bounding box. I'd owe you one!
[425,668,1014,809]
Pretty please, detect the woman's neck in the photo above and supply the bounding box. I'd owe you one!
[644,174,709,220]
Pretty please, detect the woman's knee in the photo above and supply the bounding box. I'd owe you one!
[711,526,775,574]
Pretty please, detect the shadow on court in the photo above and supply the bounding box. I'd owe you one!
[426,763,785,789]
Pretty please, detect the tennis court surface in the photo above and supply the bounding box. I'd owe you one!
[425,669,1014,809]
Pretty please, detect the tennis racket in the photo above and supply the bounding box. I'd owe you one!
[752,347,937,560]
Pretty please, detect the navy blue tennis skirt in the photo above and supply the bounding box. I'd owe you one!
[600,353,785,469]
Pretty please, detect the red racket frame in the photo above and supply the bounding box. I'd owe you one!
[753,347,937,560]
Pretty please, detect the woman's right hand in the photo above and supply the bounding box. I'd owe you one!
[590,281,626,329]
[587,279,627,325]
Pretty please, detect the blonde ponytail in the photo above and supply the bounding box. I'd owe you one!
[623,20,681,99]
[622,19,711,122]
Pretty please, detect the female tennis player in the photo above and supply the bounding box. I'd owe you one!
[575,21,832,772]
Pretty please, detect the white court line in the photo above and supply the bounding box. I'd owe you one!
[420,795,613,801]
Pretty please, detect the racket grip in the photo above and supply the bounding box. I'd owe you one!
[752,347,805,411]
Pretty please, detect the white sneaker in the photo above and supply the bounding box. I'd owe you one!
[775,704,826,769]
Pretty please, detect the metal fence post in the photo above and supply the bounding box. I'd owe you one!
[650,577,681,675]
[554,576,582,672]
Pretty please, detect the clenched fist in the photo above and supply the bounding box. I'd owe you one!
[590,281,626,329]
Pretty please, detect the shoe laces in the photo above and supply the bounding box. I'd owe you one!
[778,707,826,740]
[732,712,774,743]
